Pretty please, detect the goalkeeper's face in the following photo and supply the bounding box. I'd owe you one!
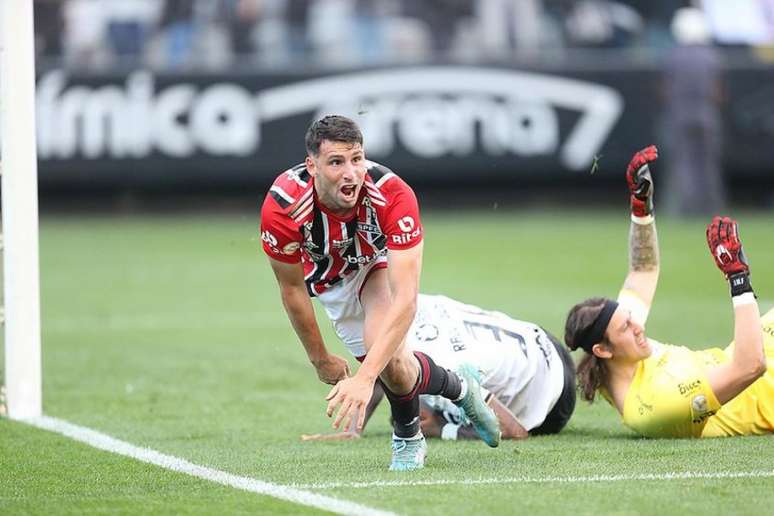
[605,307,652,363]
[306,139,367,216]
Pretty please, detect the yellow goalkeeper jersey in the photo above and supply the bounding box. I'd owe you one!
[620,309,774,438]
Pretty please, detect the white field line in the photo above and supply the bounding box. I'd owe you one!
[293,470,774,490]
[25,416,395,516]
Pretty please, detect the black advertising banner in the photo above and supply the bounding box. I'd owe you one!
[34,64,771,191]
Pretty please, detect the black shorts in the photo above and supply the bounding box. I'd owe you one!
[529,329,576,436]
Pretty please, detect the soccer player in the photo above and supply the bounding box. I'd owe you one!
[260,115,500,470]
[302,293,577,442]
[564,145,774,438]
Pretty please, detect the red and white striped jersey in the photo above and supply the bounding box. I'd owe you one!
[260,160,423,296]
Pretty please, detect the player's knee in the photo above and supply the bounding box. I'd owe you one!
[382,353,419,392]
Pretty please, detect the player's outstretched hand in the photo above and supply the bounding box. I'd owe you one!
[626,145,658,218]
[302,407,364,440]
[706,216,754,297]
[313,353,351,385]
[325,375,374,432]
[706,216,750,277]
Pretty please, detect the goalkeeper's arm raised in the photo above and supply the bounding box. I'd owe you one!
[705,216,766,404]
[619,146,660,324]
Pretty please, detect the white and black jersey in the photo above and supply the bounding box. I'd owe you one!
[407,294,566,431]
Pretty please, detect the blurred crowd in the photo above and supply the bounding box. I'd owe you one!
[31,0,774,70]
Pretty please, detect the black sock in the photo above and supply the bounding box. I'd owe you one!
[414,351,462,400]
[380,379,421,438]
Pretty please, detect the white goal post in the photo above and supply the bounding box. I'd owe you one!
[1,0,42,419]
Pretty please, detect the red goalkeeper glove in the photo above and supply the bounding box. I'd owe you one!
[626,145,658,218]
[706,216,754,297]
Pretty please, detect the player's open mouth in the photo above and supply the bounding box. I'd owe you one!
[340,184,357,199]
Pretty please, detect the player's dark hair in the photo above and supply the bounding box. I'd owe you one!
[564,297,611,403]
[304,115,363,156]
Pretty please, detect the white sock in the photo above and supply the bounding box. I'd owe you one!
[454,376,468,403]
[393,431,423,441]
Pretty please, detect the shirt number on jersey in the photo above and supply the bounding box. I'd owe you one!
[462,320,528,358]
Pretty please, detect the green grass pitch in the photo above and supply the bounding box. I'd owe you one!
[2,209,774,514]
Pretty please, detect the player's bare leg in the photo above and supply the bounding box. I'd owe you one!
[360,268,426,470]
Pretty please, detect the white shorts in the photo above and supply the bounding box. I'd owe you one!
[315,256,387,358]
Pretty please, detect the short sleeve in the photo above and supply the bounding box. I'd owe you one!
[259,192,303,264]
[381,178,423,251]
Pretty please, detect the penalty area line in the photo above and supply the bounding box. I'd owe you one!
[25,416,394,516]
[293,469,774,490]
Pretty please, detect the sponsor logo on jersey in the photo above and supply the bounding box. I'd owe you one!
[636,395,653,416]
[691,394,715,424]
[332,237,353,250]
[345,254,375,265]
[678,379,702,397]
[392,215,421,245]
[261,230,281,254]
[415,323,439,342]
[301,229,324,261]
[261,230,278,247]
[282,242,301,255]
[398,216,415,233]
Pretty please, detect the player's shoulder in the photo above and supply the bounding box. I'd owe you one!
[263,163,314,214]
[365,160,398,186]
[364,160,415,201]
[365,160,411,191]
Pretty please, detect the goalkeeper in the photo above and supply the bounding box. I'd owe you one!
[564,145,773,438]
[304,293,576,441]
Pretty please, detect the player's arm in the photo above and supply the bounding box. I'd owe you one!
[325,242,423,431]
[489,397,529,439]
[704,217,766,404]
[619,146,660,322]
[268,257,350,385]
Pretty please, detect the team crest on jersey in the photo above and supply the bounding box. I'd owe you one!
[690,394,715,424]
[356,203,385,248]
[357,222,380,237]
[691,395,708,414]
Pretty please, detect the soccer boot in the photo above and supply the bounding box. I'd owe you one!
[389,433,427,471]
[454,363,501,447]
